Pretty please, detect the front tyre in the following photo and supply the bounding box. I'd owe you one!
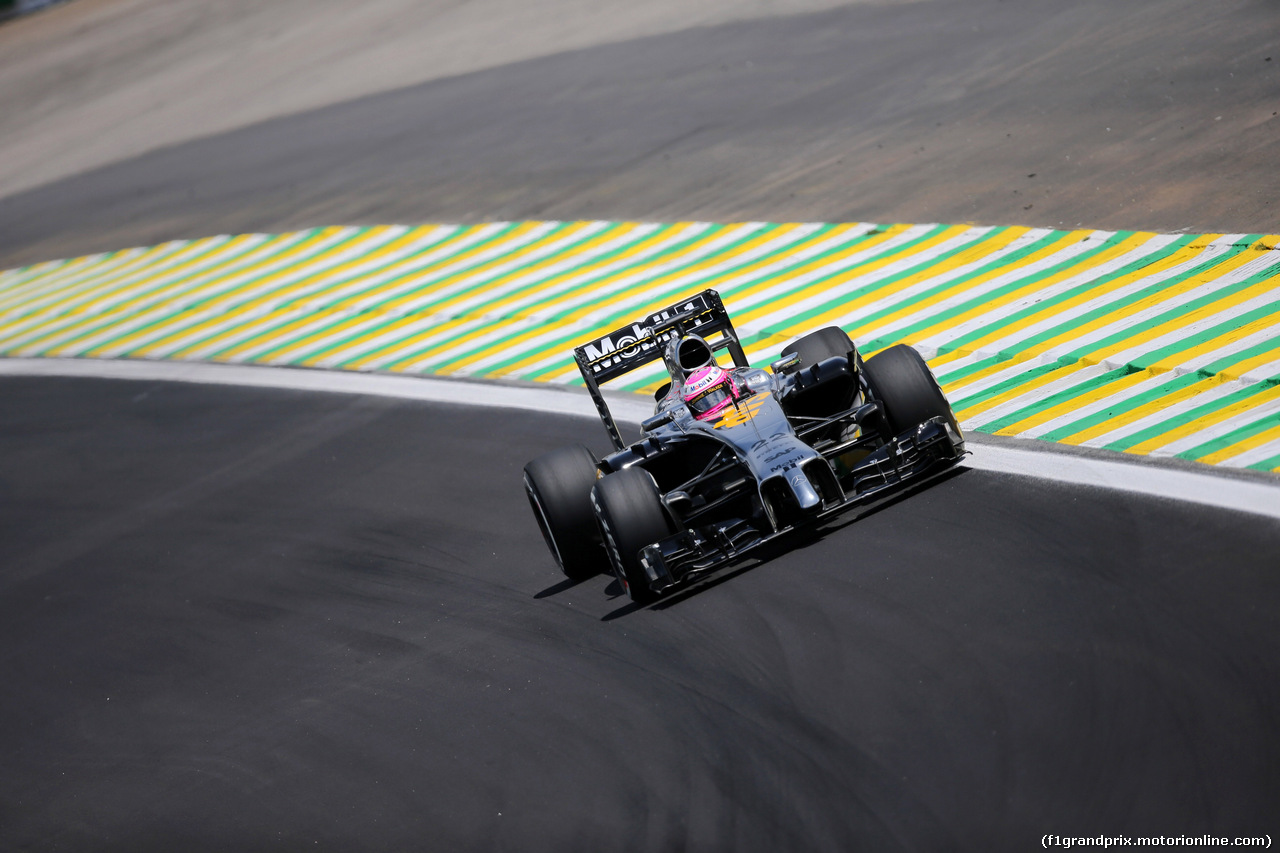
[862,344,961,436]
[524,444,603,581]
[591,468,674,604]
[782,326,857,370]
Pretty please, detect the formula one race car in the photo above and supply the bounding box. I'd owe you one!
[523,289,965,603]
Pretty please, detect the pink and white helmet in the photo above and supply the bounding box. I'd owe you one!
[682,365,738,421]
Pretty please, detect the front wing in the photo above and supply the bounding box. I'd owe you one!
[637,417,966,595]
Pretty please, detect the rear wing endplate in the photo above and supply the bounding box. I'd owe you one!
[574,289,748,450]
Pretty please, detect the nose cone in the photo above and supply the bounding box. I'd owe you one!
[787,471,822,510]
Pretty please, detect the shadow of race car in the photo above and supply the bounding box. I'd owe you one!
[523,289,966,603]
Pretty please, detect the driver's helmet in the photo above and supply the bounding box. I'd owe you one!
[682,365,738,421]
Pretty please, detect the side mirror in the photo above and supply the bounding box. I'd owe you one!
[770,352,801,374]
[642,410,676,432]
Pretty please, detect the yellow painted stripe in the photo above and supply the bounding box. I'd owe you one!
[1124,383,1280,455]
[929,234,1228,373]
[1055,375,1219,446]
[1,221,1277,473]
[1200,422,1280,465]
[992,369,1154,437]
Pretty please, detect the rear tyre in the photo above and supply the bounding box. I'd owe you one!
[524,444,603,580]
[782,326,857,370]
[862,344,961,436]
[591,468,674,604]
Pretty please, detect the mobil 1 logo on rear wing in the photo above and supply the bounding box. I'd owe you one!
[575,291,725,382]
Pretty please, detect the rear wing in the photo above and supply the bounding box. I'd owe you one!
[574,289,748,450]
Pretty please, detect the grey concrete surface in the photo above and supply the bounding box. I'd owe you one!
[0,0,862,201]
[1,0,1278,268]
[0,377,1276,850]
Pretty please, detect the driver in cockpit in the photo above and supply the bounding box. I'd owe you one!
[659,335,769,422]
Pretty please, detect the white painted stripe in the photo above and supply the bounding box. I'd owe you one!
[230,221,607,367]
[913,233,1185,351]
[927,235,1240,368]
[308,222,710,369]
[0,254,113,305]
[1149,396,1280,456]
[944,282,1280,409]
[33,238,232,315]
[303,221,656,369]
[0,256,74,289]
[1015,370,1178,439]
[447,222,836,375]
[399,221,652,319]
[742,224,998,333]
[491,222,864,380]
[833,230,1117,343]
[1217,436,1280,469]
[942,242,1280,395]
[1077,379,1249,449]
[176,230,486,363]
[0,356,1275,519]
[960,363,1109,429]
[280,223,508,318]
[739,226,1049,341]
[961,440,1280,519]
[607,226,1006,389]
[724,222,941,315]
[0,240,207,316]
[1239,359,1280,384]
[1019,323,1280,440]
[340,221,563,314]
[142,227,391,358]
[279,225,466,311]
[0,235,256,353]
[203,227,514,364]
[944,353,1092,408]
[8,230,365,358]
[0,247,159,312]
[87,230,327,357]
[1098,291,1280,371]
[398,221,795,376]
[251,225,461,316]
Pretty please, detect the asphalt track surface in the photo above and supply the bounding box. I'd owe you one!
[2,0,1279,848]
[1,376,1278,850]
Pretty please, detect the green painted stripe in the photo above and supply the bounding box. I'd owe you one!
[978,365,1139,433]
[918,233,1206,360]
[1,221,1277,472]
[858,232,1148,353]
[1245,450,1280,472]
[1176,415,1280,462]
[252,222,643,364]
[91,226,407,357]
[24,228,367,357]
[6,236,256,354]
[1034,372,1205,443]
[306,223,724,368]
[376,222,816,373]
[6,230,329,355]
[1104,381,1277,451]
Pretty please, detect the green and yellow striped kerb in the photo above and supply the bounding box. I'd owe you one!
[2,221,1278,471]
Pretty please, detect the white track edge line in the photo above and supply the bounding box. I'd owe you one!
[2,357,1277,521]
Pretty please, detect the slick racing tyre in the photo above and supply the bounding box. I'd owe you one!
[524,444,603,581]
[862,344,961,436]
[591,468,674,605]
[782,326,857,370]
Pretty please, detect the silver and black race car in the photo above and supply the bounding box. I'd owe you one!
[523,289,966,603]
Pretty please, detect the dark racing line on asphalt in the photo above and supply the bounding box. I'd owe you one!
[1,376,1276,850]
